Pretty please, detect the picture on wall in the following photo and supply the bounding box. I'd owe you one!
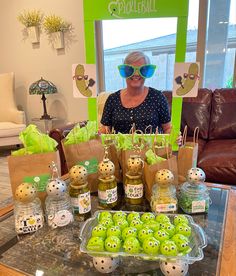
[173,62,200,97]
[72,64,96,98]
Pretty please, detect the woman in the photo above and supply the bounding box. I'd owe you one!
[100,51,173,135]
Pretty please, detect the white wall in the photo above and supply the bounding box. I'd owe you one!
[0,0,88,128]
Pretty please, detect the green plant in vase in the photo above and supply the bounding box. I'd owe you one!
[43,15,71,49]
[17,10,44,43]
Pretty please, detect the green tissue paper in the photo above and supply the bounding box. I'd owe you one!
[11,124,58,156]
[64,121,97,145]
[145,149,166,165]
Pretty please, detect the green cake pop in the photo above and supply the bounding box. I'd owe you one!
[104,236,121,253]
[160,240,178,256]
[106,226,122,239]
[143,237,160,255]
[87,237,105,252]
[127,212,140,224]
[122,227,137,240]
[123,237,141,254]
[92,224,107,239]
[138,227,154,243]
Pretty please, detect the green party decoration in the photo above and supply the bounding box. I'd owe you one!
[83,0,189,150]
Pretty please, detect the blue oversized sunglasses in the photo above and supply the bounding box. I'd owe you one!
[118,64,157,79]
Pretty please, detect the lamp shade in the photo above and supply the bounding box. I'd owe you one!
[29,77,57,95]
[29,77,57,120]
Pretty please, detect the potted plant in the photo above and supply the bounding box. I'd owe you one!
[17,10,44,43]
[43,15,71,49]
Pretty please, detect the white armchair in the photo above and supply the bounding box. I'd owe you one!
[0,72,26,147]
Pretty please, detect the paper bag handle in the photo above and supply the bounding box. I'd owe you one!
[193,127,199,144]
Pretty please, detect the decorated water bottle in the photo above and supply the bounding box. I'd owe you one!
[178,167,210,214]
[124,155,144,205]
[14,182,44,234]
[68,165,91,221]
[98,157,118,208]
[150,169,177,213]
[45,162,73,228]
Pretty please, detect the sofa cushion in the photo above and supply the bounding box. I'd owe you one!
[209,88,236,140]
[0,122,25,138]
[197,139,236,185]
[163,89,212,140]
[181,89,212,140]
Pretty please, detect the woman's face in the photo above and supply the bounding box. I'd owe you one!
[126,58,146,89]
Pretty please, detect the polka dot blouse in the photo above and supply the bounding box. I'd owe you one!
[101,87,171,133]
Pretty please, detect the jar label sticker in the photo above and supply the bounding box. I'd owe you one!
[70,191,91,214]
[192,200,206,213]
[98,186,118,204]
[48,210,74,228]
[78,158,98,174]
[15,214,44,234]
[125,184,143,199]
[154,203,177,212]
[23,174,50,192]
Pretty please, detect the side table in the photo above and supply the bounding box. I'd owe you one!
[31,117,59,134]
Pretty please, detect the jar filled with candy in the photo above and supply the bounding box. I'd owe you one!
[150,169,177,213]
[124,155,144,205]
[178,168,210,214]
[14,182,44,234]
[98,158,118,209]
[69,165,91,221]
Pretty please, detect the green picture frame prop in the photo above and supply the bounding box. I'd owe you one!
[83,0,189,150]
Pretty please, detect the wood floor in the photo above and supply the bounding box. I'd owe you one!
[0,146,14,208]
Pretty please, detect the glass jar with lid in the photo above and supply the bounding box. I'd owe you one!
[45,162,73,228]
[68,165,91,221]
[124,155,144,205]
[14,182,44,234]
[150,169,177,213]
[98,158,118,208]
[178,167,210,214]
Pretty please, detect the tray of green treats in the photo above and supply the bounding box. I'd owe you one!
[79,210,207,264]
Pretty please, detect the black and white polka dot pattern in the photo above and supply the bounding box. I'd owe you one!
[101,87,171,133]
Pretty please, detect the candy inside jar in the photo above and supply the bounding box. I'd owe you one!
[150,169,177,213]
[178,167,210,214]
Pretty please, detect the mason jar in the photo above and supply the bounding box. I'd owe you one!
[178,182,210,214]
[69,182,91,221]
[150,184,177,213]
[98,176,118,209]
[124,173,143,205]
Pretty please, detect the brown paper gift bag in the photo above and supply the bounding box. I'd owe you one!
[144,146,178,201]
[178,126,199,183]
[62,136,105,192]
[8,151,61,203]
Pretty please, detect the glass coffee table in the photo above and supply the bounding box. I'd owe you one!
[0,182,235,276]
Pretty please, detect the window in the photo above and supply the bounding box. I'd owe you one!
[100,0,199,92]
[203,0,236,89]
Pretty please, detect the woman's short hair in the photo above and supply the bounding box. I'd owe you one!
[124,51,150,65]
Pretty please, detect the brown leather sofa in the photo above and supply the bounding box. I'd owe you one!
[164,88,236,185]
[49,88,236,185]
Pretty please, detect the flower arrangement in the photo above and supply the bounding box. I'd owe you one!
[43,15,71,34]
[17,10,44,27]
